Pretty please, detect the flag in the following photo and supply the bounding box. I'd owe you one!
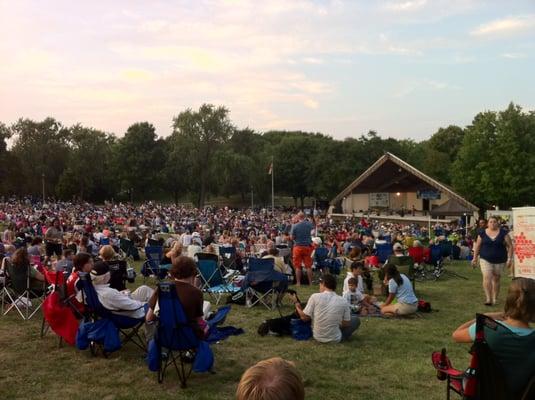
[268,162,273,175]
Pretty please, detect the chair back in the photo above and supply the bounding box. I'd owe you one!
[246,258,275,283]
[157,282,199,351]
[219,246,236,257]
[440,241,453,257]
[145,246,163,270]
[77,272,109,317]
[429,245,442,264]
[314,247,329,263]
[197,258,224,288]
[408,246,425,264]
[376,243,393,263]
[100,237,110,246]
[107,260,128,291]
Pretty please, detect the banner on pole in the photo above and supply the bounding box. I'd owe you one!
[512,207,535,279]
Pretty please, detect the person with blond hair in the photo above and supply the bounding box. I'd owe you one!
[236,357,305,400]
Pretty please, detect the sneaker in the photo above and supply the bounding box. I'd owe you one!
[257,321,269,336]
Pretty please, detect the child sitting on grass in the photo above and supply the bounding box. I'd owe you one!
[343,277,379,316]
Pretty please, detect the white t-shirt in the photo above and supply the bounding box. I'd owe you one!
[303,291,351,343]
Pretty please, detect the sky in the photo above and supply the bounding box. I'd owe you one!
[0,0,534,141]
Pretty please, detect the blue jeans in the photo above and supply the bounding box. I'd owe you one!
[341,315,361,341]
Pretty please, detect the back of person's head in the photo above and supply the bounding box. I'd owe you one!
[384,264,403,286]
[11,247,29,266]
[504,278,535,323]
[349,247,361,258]
[73,252,92,272]
[31,236,43,246]
[99,245,116,261]
[62,249,74,259]
[321,274,337,290]
[236,357,304,400]
[350,261,363,271]
[170,256,197,279]
[268,247,279,256]
[347,277,358,287]
[296,211,305,221]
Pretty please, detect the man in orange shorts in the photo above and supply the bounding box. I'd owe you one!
[290,211,315,286]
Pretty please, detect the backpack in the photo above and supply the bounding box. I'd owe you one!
[418,299,432,312]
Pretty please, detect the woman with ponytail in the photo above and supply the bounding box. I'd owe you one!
[380,264,418,316]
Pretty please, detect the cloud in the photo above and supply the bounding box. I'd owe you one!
[471,15,535,36]
[383,0,428,12]
[500,52,527,59]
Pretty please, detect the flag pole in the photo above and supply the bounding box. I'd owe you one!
[271,156,275,216]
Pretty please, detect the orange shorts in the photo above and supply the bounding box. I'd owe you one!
[292,245,313,270]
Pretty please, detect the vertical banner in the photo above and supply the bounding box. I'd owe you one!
[512,207,535,279]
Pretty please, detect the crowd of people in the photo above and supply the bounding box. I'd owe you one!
[0,197,533,398]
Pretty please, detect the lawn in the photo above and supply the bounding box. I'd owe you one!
[0,260,511,400]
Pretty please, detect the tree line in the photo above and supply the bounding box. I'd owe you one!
[0,103,533,210]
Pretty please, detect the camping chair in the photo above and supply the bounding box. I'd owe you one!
[440,240,453,260]
[197,258,240,305]
[1,259,45,320]
[219,245,238,270]
[432,314,535,400]
[375,243,393,264]
[77,272,146,354]
[243,258,287,310]
[313,246,330,274]
[119,237,139,261]
[99,237,110,246]
[107,259,135,291]
[141,246,167,281]
[151,282,203,387]
[40,269,81,347]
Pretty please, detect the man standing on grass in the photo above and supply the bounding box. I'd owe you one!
[290,274,360,343]
[290,211,315,286]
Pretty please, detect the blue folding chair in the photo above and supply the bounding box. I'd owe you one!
[141,246,167,280]
[244,258,287,310]
[77,272,146,355]
[197,258,240,305]
[152,282,202,387]
[440,240,453,259]
[376,243,393,264]
[99,237,110,246]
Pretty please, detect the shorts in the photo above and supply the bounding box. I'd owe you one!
[292,245,313,270]
[480,259,505,275]
[394,302,418,316]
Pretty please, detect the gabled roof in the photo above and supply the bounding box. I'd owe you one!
[430,198,475,216]
[330,152,478,212]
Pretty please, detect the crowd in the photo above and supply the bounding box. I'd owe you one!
[0,197,533,398]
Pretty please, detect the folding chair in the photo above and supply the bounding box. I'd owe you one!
[141,246,167,281]
[1,259,45,320]
[40,269,81,347]
[77,272,146,354]
[119,237,139,261]
[375,243,393,264]
[440,240,453,260]
[197,258,241,305]
[219,246,238,273]
[244,258,287,310]
[106,259,134,291]
[432,314,535,400]
[151,282,202,387]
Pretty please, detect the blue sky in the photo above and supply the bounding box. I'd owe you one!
[0,0,533,141]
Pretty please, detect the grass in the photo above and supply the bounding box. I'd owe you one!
[0,260,513,400]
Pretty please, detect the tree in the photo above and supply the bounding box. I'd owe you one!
[172,104,234,207]
[115,122,165,201]
[57,125,116,201]
[451,103,535,208]
[10,118,70,197]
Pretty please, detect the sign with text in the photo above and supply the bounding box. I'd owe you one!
[417,190,441,200]
[512,207,535,279]
[369,193,389,208]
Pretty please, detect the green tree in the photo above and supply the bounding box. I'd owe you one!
[57,125,116,201]
[171,104,234,207]
[115,122,165,201]
[10,118,70,197]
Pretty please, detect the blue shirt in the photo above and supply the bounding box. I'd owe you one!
[468,321,534,340]
[388,274,418,304]
[479,228,508,264]
[290,220,314,246]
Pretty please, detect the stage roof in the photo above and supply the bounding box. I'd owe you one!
[331,152,478,212]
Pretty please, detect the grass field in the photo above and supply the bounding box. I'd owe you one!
[0,260,512,400]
